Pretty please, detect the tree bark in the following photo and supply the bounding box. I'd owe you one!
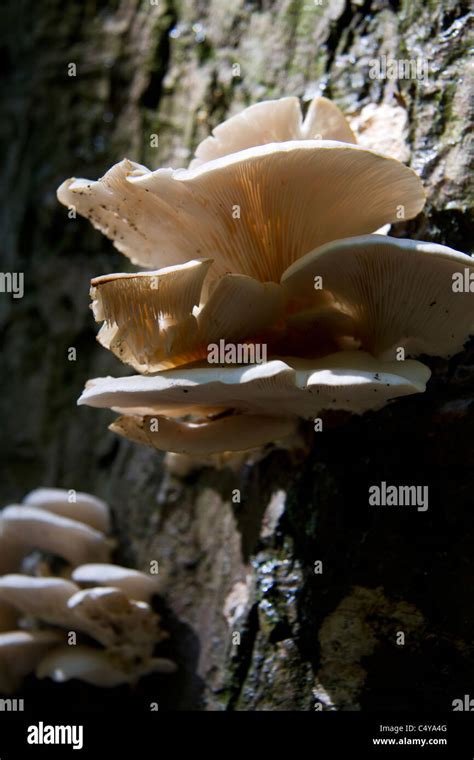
[0,0,472,710]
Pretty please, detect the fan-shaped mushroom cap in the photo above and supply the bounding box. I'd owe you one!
[22,488,110,533]
[72,564,161,602]
[190,95,356,168]
[0,576,79,628]
[110,413,298,455]
[0,507,110,567]
[57,142,424,281]
[91,262,284,373]
[36,646,176,688]
[282,235,474,360]
[79,351,430,422]
[0,630,64,694]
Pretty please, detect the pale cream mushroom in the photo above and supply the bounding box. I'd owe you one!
[57,142,425,281]
[36,646,176,688]
[72,564,161,602]
[0,575,79,628]
[91,264,285,373]
[0,506,110,567]
[79,351,430,429]
[0,630,64,694]
[282,235,474,361]
[110,413,298,455]
[190,95,356,168]
[22,488,110,533]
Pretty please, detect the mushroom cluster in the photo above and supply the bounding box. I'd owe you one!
[58,96,474,456]
[0,488,174,692]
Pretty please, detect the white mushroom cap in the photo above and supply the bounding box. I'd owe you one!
[189,95,356,168]
[110,413,298,455]
[0,575,79,628]
[79,351,430,421]
[57,142,424,281]
[282,235,474,360]
[36,646,176,688]
[0,506,111,567]
[0,630,64,694]
[72,564,161,602]
[22,488,110,533]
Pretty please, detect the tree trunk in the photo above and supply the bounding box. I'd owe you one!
[1,0,472,711]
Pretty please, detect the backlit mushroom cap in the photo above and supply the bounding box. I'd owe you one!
[0,506,110,567]
[79,351,430,423]
[282,235,474,360]
[22,488,110,533]
[91,263,285,372]
[110,413,298,456]
[189,95,356,168]
[57,142,425,281]
[0,576,79,628]
[0,630,64,694]
[36,646,176,687]
[72,564,161,602]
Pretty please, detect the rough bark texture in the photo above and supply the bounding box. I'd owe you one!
[0,0,472,711]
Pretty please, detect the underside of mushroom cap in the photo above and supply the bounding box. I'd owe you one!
[190,95,356,168]
[92,262,285,373]
[57,142,425,281]
[110,413,298,455]
[79,351,431,421]
[282,235,474,360]
[0,630,64,694]
[36,645,176,687]
[72,564,162,602]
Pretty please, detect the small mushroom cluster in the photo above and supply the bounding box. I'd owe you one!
[0,488,174,692]
[58,96,474,456]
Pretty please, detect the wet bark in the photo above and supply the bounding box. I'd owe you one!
[0,0,472,710]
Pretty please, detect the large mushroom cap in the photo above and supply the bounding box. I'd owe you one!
[282,235,474,360]
[78,351,430,421]
[190,95,356,168]
[57,142,425,281]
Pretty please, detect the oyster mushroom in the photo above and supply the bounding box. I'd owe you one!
[0,506,110,567]
[57,141,424,281]
[58,93,473,457]
[36,646,176,688]
[282,235,474,360]
[71,564,162,602]
[0,630,64,694]
[22,488,110,533]
[189,95,356,168]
